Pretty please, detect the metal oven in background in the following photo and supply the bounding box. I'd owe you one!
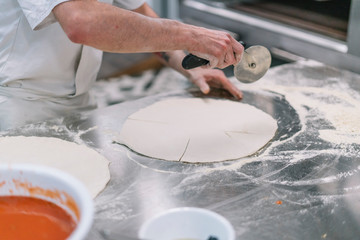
[179,0,360,73]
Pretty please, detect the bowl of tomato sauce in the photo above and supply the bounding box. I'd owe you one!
[0,163,94,240]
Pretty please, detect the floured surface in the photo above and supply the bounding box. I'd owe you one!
[83,62,360,239]
[241,60,360,147]
[117,98,278,163]
[1,61,360,239]
[0,136,110,198]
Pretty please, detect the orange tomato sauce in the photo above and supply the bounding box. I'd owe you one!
[0,196,77,240]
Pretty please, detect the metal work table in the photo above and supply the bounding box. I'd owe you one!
[2,61,360,239]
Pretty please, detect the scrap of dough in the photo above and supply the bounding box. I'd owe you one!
[0,136,110,198]
[117,98,278,163]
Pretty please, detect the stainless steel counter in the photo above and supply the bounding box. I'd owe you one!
[2,61,360,239]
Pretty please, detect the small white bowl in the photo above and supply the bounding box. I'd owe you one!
[139,207,235,240]
[0,163,94,240]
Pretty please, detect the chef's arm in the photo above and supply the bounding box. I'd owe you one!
[131,4,195,77]
[53,0,243,69]
[133,3,243,99]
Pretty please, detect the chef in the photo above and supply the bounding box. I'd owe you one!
[0,0,244,130]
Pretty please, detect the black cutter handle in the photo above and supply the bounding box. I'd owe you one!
[182,54,209,69]
[182,41,246,70]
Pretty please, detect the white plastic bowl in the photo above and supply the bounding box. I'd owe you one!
[139,207,235,240]
[0,163,94,240]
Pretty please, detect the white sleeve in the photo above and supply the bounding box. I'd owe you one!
[16,0,69,30]
[113,0,146,10]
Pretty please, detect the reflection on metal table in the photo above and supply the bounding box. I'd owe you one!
[2,60,360,240]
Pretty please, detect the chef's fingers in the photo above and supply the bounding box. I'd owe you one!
[218,76,243,99]
[193,78,211,94]
[216,38,244,69]
[210,70,242,99]
[217,46,236,69]
[231,39,244,64]
[190,69,243,99]
[206,56,219,69]
[216,52,232,69]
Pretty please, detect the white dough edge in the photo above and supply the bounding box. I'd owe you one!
[0,136,110,198]
[117,98,278,163]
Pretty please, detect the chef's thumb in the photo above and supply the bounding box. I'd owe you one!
[192,52,218,69]
[205,56,219,69]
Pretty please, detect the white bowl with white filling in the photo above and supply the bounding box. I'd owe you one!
[139,207,236,240]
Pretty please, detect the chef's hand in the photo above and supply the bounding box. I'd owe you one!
[187,29,244,69]
[187,68,243,100]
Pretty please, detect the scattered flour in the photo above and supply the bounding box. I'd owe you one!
[235,60,360,146]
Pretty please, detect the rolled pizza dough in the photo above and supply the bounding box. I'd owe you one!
[0,136,110,198]
[117,98,278,163]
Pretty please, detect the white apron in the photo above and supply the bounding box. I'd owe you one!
[0,45,101,130]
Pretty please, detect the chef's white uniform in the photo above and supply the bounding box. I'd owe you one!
[0,0,145,130]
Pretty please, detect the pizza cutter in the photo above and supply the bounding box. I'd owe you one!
[182,44,272,83]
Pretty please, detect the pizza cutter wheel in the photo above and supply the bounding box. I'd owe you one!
[234,45,272,83]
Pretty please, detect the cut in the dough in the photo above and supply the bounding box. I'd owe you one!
[117,98,278,163]
[0,136,110,198]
